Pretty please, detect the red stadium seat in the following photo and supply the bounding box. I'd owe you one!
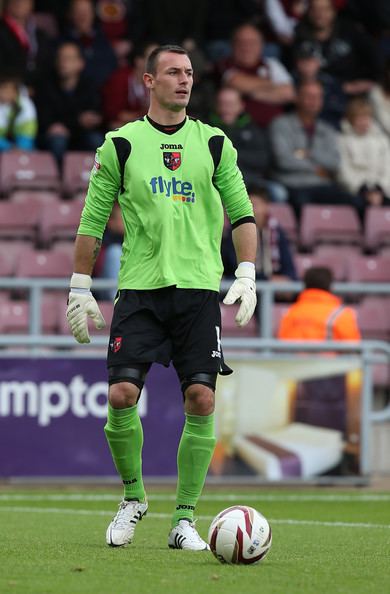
[0,151,60,194]
[346,254,390,283]
[220,303,259,337]
[355,297,390,341]
[0,300,29,333]
[272,303,291,337]
[364,206,390,252]
[62,152,94,196]
[16,249,73,278]
[0,297,59,334]
[0,202,41,241]
[9,190,61,206]
[294,252,345,281]
[269,203,298,246]
[39,201,84,245]
[300,205,362,249]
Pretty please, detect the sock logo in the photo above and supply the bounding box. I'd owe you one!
[176,504,195,511]
[123,478,138,485]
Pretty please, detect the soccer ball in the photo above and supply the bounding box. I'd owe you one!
[208,505,272,565]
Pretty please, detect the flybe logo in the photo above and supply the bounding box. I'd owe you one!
[149,176,195,203]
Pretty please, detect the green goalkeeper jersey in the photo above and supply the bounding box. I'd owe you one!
[78,116,254,291]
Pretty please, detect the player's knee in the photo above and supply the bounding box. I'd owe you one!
[108,382,140,409]
[184,384,215,415]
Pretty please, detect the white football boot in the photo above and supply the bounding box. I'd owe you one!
[106,500,148,547]
[168,519,210,551]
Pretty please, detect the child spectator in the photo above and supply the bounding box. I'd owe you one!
[222,185,297,281]
[0,73,37,151]
[338,97,390,207]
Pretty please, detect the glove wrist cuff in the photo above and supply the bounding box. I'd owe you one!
[235,262,255,281]
[70,273,92,291]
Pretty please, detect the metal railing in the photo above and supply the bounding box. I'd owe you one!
[0,277,389,340]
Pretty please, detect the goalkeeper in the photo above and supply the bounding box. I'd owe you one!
[66,45,257,551]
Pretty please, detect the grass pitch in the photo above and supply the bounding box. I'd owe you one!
[0,487,389,594]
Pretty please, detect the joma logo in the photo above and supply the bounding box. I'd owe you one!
[160,143,183,150]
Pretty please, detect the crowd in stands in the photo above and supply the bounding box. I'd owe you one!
[0,0,390,344]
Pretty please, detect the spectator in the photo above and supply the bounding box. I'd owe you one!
[222,185,297,280]
[35,41,104,166]
[292,0,380,96]
[278,266,361,340]
[204,0,259,61]
[100,201,125,300]
[102,43,156,130]
[0,0,53,89]
[209,87,288,201]
[215,23,295,128]
[269,80,363,216]
[370,59,390,139]
[292,45,346,128]
[61,0,117,88]
[338,97,390,208]
[0,72,37,151]
[96,0,132,66]
[265,0,307,46]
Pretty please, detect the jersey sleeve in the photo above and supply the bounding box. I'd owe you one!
[213,134,254,226]
[77,134,122,238]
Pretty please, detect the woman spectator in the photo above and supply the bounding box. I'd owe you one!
[338,97,390,207]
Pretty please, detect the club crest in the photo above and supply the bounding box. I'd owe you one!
[163,151,181,171]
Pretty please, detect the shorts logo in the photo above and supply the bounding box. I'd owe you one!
[110,337,122,353]
[163,151,181,171]
[211,325,222,358]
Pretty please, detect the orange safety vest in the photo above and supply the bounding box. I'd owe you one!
[278,289,361,341]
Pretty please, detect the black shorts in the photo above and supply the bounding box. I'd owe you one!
[107,286,232,380]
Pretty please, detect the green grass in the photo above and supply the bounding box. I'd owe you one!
[0,487,389,594]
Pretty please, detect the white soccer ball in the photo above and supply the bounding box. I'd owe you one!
[208,505,272,565]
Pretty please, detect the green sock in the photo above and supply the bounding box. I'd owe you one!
[172,413,216,527]
[104,404,146,502]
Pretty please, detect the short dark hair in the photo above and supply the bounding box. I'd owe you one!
[304,266,333,291]
[145,45,188,75]
[246,183,270,202]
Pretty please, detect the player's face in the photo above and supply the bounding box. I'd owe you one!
[147,52,193,112]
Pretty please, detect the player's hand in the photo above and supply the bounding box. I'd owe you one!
[223,262,257,327]
[66,273,106,344]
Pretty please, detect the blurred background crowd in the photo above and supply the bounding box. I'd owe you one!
[1,0,390,316]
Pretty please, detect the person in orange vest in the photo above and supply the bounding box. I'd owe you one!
[278,266,361,340]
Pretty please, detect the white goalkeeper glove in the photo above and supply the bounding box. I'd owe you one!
[66,273,106,344]
[223,262,257,327]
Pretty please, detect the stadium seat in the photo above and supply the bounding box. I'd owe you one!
[62,152,94,196]
[15,249,73,278]
[364,206,390,252]
[220,303,259,337]
[0,253,14,277]
[355,297,390,341]
[269,203,298,246]
[294,252,345,281]
[0,296,59,334]
[272,303,291,337]
[346,254,390,283]
[300,205,362,249]
[0,151,60,194]
[0,300,29,334]
[39,201,84,245]
[0,202,41,241]
[9,190,61,206]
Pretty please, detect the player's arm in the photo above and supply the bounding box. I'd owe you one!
[213,134,258,326]
[67,134,122,343]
